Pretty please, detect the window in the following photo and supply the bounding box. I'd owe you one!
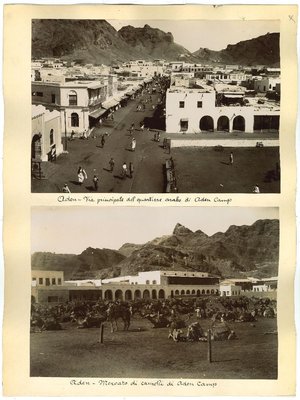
[71,113,79,127]
[39,278,43,285]
[152,280,157,284]
[45,278,50,286]
[146,280,150,284]
[68,90,78,106]
[51,94,56,103]
[197,101,203,108]
[50,129,54,145]
[52,278,56,285]
[36,92,43,97]
[57,278,62,285]
[180,119,188,131]
[179,101,185,108]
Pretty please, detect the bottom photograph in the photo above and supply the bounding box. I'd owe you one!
[31,206,279,379]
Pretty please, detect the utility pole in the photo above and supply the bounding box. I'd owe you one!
[64,109,68,152]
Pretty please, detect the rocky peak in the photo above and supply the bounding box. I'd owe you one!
[173,223,193,236]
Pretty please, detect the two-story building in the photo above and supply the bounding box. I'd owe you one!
[32,78,109,135]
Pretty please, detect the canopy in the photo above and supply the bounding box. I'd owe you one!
[101,98,119,109]
[223,94,244,98]
[89,108,107,119]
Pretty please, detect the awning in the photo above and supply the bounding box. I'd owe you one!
[89,108,107,119]
[223,94,244,98]
[125,90,136,96]
[101,98,120,109]
[114,94,128,102]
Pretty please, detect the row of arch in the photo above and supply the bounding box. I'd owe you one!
[199,115,245,132]
[105,289,165,301]
[171,288,218,296]
[70,288,220,302]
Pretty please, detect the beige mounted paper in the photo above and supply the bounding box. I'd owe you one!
[3,3,297,397]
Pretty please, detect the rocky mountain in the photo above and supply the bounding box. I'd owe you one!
[32,20,279,66]
[32,20,194,64]
[32,219,279,280]
[116,219,279,278]
[192,33,280,66]
[118,24,195,61]
[32,247,126,280]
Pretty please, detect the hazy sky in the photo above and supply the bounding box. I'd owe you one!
[108,19,279,52]
[31,207,278,254]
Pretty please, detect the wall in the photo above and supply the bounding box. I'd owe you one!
[170,139,279,148]
[44,113,63,159]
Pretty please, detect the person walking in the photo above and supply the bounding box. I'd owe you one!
[77,166,87,185]
[101,134,106,148]
[62,183,71,193]
[93,175,99,191]
[131,138,136,152]
[229,152,234,165]
[129,162,134,179]
[122,162,127,179]
[109,157,115,172]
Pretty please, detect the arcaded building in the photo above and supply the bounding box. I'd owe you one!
[165,81,280,134]
[31,270,220,304]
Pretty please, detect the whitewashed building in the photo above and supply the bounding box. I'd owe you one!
[31,104,63,162]
[165,81,280,134]
[32,79,109,135]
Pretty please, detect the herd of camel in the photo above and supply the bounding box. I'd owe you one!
[31,296,277,342]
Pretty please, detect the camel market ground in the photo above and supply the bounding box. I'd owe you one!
[30,317,277,379]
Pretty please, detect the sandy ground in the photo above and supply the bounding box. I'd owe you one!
[31,316,277,379]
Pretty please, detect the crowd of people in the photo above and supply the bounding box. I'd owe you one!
[60,78,169,193]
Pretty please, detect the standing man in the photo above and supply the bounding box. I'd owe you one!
[229,152,234,165]
[93,175,99,191]
[109,157,115,172]
[122,162,127,179]
[129,162,134,179]
[131,138,136,152]
[101,134,105,148]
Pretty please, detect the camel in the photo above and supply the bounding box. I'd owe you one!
[106,303,131,333]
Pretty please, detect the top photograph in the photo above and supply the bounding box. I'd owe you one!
[31,19,281,194]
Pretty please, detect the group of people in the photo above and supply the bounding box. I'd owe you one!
[62,159,134,193]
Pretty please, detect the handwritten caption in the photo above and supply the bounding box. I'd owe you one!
[70,379,218,388]
[57,195,232,205]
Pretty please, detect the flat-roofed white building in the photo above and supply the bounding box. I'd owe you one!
[31,104,63,163]
[254,76,281,93]
[165,83,280,134]
[220,283,242,297]
[32,269,220,304]
[32,79,109,135]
